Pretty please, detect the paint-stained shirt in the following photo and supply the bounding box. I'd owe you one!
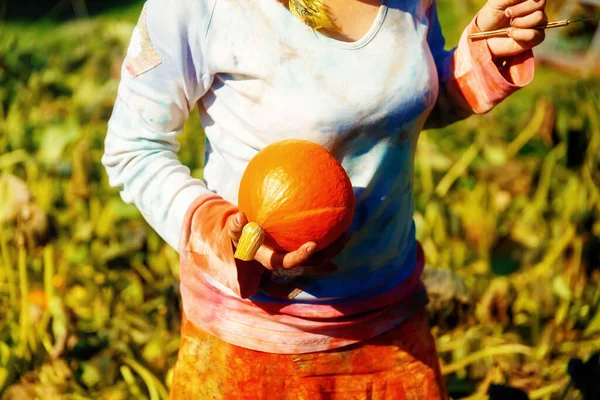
[103,0,534,306]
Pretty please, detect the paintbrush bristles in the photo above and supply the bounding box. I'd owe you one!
[289,0,336,30]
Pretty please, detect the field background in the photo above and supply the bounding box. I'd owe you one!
[1,1,599,399]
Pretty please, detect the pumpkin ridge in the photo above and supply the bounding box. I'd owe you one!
[274,206,349,222]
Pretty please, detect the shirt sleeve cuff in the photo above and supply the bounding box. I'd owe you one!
[445,14,535,114]
[179,193,264,299]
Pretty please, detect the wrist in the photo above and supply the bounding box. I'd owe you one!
[473,11,508,64]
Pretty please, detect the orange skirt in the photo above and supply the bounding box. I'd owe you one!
[170,308,447,400]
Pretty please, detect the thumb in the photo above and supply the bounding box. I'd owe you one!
[228,212,248,243]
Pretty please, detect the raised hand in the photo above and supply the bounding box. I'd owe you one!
[476,0,548,58]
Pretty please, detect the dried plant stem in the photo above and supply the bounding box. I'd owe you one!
[441,344,532,375]
[0,227,17,310]
[516,225,575,284]
[558,381,573,400]
[585,100,600,157]
[468,19,573,40]
[123,357,169,400]
[43,245,55,303]
[0,149,30,170]
[132,260,155,284]
[569,236,583,297]
[234,222,265,261]
[417,132,435,194]
[436,336,508,353]
[18,238,32,357]
[436,142,482,197]
[435,339,464,353]
[522,143,566,223]
[40,245,56,335]
[120,365,143,399]
[582,164,600,213]
[558,337,600,352]
[0,252,4,290]
[506,100,548,158]
[529,379,570,399]
[0,230,7,295]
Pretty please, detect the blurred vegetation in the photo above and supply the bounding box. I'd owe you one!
[2,0,142,20]
[0,0,599,399]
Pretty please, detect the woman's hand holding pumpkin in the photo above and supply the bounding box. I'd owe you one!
[227,211,349,274]
[477,0,547,58]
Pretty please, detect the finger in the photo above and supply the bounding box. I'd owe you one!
[254,245,277,270]
[510,10,546,28]
[508,27,545,48]
[278,242,317,270]
[227,212,247,243]
[254,242,316,270]
[505,0,545,19]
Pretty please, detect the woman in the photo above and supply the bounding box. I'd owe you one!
[103,0,546,398]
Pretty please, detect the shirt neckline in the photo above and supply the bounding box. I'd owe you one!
[313,0,389,50]
[273,0,389,51]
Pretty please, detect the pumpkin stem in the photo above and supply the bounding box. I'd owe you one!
[234,222,265,261]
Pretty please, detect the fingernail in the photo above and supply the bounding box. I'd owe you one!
[235,213,243,225]
[306,244,317,254]
[505,8,513,18]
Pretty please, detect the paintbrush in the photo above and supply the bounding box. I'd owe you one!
[468,16,599,40]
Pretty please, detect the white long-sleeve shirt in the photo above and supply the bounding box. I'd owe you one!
[103,0,533,302]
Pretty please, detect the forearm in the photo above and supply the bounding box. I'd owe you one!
[102,0,216,249]
[103,99,211,250]
[424,12,535,129]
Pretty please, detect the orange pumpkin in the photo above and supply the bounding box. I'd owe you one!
[234,139,355,261]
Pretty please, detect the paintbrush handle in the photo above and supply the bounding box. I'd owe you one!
[467,19,571,40]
